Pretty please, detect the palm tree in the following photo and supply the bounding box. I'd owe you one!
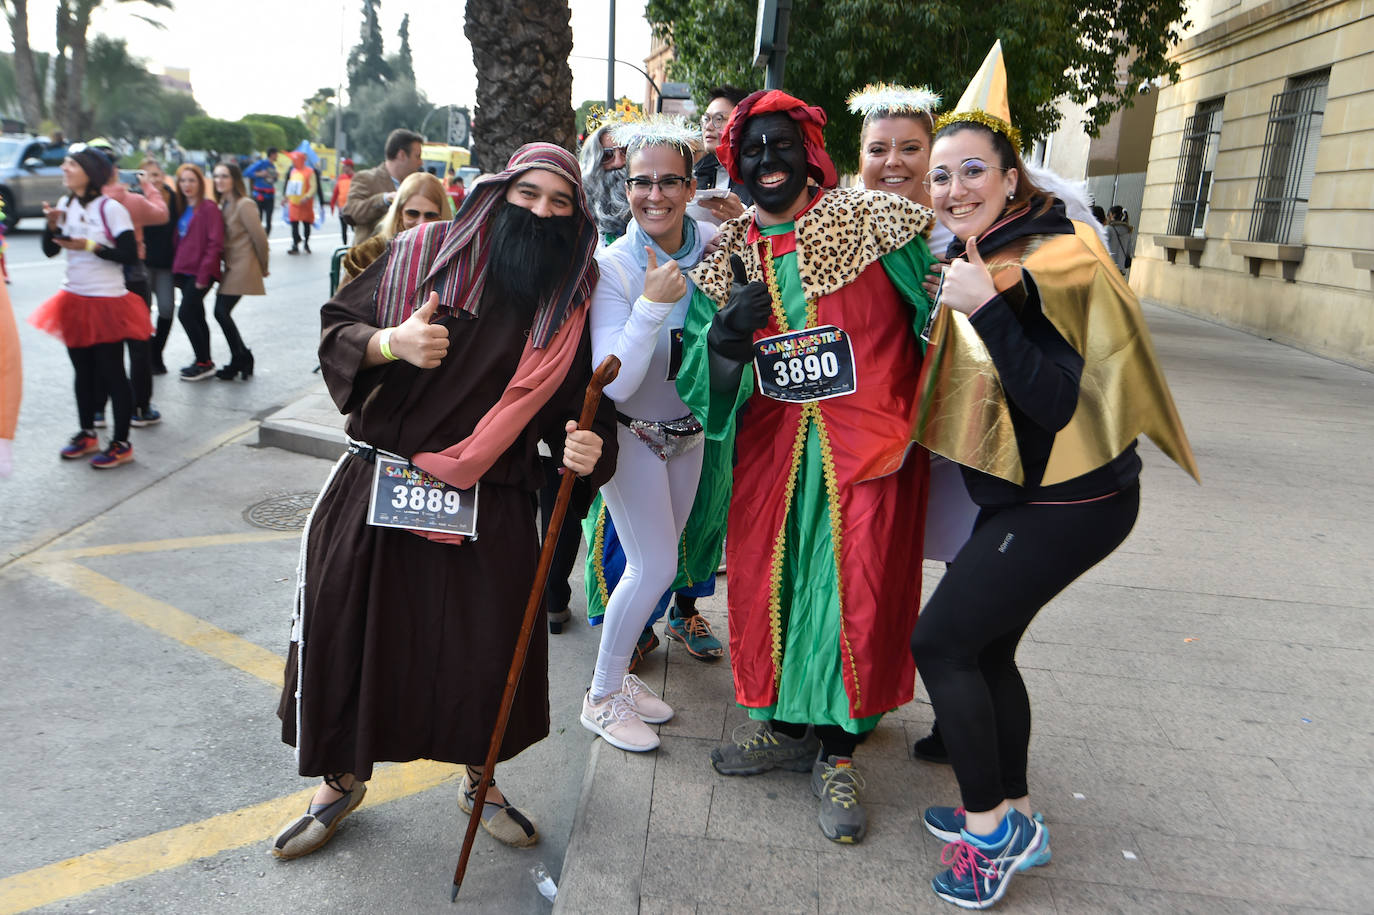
[1,0,46,128]
[54,0,174,138]
[463,0,576,169]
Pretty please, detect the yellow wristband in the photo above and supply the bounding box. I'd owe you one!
[86,238,98,252]
[379,327,399,362]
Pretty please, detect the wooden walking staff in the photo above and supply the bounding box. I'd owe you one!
[450,353,620,901]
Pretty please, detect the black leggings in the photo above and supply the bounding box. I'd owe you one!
[69,342,132,441]
[176,274,212,362]
[910,485,1140,812]
[213,293,248,361]
[290,221,312,248]
[257,195,274,234]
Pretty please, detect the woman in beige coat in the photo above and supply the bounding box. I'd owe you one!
[211,162,269,380]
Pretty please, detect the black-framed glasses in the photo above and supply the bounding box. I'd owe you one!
[625,175,688,195]
[701,113,729,128]
[923,159,1009,195]
[404,208,442,222]
[600,144,627,166]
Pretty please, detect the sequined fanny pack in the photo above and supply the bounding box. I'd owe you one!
[617,412,704,462]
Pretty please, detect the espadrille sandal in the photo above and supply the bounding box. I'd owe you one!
[458,769,539,848]
[271,776,367,860]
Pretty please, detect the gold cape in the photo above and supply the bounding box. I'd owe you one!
[913,221,1199,486]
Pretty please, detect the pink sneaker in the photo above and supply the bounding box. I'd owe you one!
[581,690,661,752]
[621,673,674,724]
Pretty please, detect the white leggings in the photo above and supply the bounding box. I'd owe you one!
[590,426,704,700]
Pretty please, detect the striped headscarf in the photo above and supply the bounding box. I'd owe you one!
[374,142,599,348]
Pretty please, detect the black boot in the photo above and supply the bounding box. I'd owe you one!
[150,319,174,374]
[913,720,950,764]
[215,349,254,381]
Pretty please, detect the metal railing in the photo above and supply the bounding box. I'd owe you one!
[1249,72,1328,244]
[1168,100,1224,236]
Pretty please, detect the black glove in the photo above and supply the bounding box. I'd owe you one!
[708,254,772,362]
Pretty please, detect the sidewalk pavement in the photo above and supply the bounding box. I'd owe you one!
[553,303,1374,914]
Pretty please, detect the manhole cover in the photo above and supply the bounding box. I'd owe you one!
[244,493,318,531]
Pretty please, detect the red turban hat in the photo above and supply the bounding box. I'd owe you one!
[716,90,838,190]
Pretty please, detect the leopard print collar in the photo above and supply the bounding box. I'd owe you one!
[689,188,933,305]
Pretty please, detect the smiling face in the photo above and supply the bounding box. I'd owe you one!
[860,115,933,207]
[738,112,810,220]
[626,144,695,252]
[211,166,237,199]
[61,157,89,195]
[598,131,627,172]
[505,168,576,218]
[928,128,1019,241]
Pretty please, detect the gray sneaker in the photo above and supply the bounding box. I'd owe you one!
[710,722,819,776]
[811,754,867,844]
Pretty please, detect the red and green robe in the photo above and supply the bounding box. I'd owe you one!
[679,188,936,731]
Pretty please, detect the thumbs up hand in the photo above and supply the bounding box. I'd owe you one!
[390,292,450,368]
[707,253,772,361]
[940,236,998,315]
[642,246,687,304]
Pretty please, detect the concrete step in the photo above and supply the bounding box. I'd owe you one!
[257,381,346,459]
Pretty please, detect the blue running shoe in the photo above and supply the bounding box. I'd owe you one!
[931,807,1044,909]
[924,806,1051,867]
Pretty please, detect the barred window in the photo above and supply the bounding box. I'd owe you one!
[1168,98,1224,237]
[1249,70,1328,245]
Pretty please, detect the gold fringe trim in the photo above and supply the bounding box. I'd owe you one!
[767,405,812,689]
[810,404,861,711]
[591,503,610,608]
[760,237,819,332]
[934,109,1023,150]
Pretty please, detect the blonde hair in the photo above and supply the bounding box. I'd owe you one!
[379,172,453,240]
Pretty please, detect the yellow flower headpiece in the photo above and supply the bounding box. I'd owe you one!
[934,40,1022,149]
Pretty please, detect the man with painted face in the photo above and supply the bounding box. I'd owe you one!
[677,90,938,844]
[271,143,618,862]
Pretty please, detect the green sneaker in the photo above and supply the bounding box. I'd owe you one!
[664,605,724,659]
[710,722,819,776]
[812,754,867,844]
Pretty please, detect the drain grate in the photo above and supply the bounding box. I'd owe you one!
[244,492,318,531]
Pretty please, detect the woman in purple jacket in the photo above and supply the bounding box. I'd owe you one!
[171,164,224,380]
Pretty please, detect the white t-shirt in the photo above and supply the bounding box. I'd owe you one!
[59,195,133,297]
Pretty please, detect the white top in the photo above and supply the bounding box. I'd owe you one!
[928,220,955,260]
[58,195,133,297]
[590,216,717,421]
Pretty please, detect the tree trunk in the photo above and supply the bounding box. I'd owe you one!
[66,0,96,138]
[52,0,73,135]
[464,0,576,171]
[4,0,46,128]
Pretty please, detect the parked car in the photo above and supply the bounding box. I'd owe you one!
[0,135,70,229]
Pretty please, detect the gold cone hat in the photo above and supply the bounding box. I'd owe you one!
[935,40,1021,148]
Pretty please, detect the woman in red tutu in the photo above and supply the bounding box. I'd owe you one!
[29,147,152,468]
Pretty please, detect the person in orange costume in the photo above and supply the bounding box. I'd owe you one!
[0,279,20,477]
[284,151,323,254]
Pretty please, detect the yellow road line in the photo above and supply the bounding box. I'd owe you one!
[35,530,300,561]
[0,760,459,914]
[26,560,284,685]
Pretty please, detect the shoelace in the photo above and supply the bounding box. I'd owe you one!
[594,692,638,724]
[621,673,657,705]
[820,763,866,809]
[683,614,713,639]
[727,722,782,750]
[940,839,995,903]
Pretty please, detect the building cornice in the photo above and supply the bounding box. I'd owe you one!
[1171,0,1347,63]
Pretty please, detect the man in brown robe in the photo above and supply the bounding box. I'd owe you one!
[273,143,617,861]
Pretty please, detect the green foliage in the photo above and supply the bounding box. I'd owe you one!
[339,78,438,165]
[392,13,415,84]
[243,113,309,148]
[299,89,336,144]
[645,0,1189,173]
[176,116,254,155]
[347,0,393,96]
[240,119,289,152]
[79,37,203,144]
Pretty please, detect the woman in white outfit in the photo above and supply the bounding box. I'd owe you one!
[580,116,717,752]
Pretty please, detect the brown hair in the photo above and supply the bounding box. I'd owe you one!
[932,121,1052,217]
[175,163,209,205]
[211,161,247,203]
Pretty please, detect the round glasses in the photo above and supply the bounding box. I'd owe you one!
[701,113,729,128]
[923,159,1009,195]
[626,175,688,195]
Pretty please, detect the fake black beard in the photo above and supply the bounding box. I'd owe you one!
[586,165,630,238]
[484,202,580,317]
